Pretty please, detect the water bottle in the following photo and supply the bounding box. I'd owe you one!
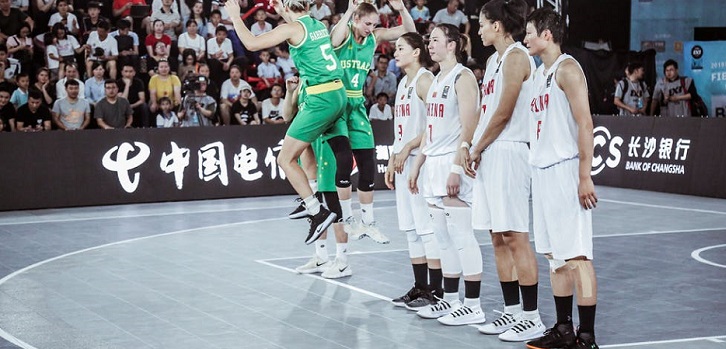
[636,97,643,110]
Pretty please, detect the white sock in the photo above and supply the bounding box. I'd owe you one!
[315,238,328,261]
[443,292,459,303]
[523,309,541,321]
[309,179,318,193]
[360,203,374,224]
[464,297,480,308]
[304,194,321,215]
[336,243,348,263]
[340,198,353,220]
[505,304,522,315]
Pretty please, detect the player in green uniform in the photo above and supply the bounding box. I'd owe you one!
[283,76,352,279]
[329,0,416,244]
[226,0,352,245]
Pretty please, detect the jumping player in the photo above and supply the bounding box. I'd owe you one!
[523,8,600,349]
[226,0,349,245]
[464,0,545,341]
[327,0,416,244]
[385,32,442,309]
[408,24,485,326]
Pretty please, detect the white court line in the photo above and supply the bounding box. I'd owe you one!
[691,244,726,269]
[599,199,726,215]
[0,201,724,348]
[0,218,282,349]
[0,200,397,226]
[600,335,726,348]
[258,227,726,348]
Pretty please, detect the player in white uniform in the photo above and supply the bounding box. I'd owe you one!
[523,8,599,349]
[408,24,484,326]
[385,32,442,310]
[464,0,545,341]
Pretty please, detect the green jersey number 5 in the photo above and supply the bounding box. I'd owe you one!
[320,44,337,71]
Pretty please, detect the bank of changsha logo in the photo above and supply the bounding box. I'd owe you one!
[592,126,623,176]
[102,142,151,193]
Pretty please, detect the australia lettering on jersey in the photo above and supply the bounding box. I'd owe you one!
[309,29,330,41]
[340,59,370,70]
[427,102,445,117]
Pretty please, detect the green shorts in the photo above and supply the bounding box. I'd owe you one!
[311,137,338,193]
[344,96,375,149]
[286,80,347,143]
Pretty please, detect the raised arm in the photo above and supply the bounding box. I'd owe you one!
[330,0,355,47]
[373,0,416,42]
[225,0,304,52]
[558,59,597,210]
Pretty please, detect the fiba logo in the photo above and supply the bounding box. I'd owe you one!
[591,126,623,176]
[691,45,704,70]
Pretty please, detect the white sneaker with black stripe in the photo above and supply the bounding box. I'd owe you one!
[295,255,330,274]
[417,299,461,319]
[437,304,486,326]
[320,258,352,279]
[478,308,522,334]
[498,315,546,342]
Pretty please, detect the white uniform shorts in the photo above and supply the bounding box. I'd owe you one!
[472,141,531,233]
[531,158,593,260]
[422,152,474,208]
[395,155,433,233]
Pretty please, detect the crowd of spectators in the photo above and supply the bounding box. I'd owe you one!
[0,0,478,132]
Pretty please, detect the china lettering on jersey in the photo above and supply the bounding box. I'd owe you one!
[423,63,472,156]
[393,67,432,155]
[529,54,583,169]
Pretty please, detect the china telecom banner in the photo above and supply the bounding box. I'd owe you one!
[591,115,726,198]
[0,122,395,211]
[682,41,726,117]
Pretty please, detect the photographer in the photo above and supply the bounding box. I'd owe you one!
[179,74,216,127]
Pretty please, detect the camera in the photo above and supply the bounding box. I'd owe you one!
[182,74,208,92]
[94,47,105,57]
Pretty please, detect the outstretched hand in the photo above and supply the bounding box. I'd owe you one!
[224,0,242,19]
[388,0,405,11]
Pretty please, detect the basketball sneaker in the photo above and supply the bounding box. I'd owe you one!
[478,308,521,334]
[499,315,546,342]
[526,322,576,349]
[305,207,336,245]
[320,258,352,279]
[344,216,365,240]
[571,330,599,349]
[391,285,426,307]
[361,221,390,244]
[417,298,461,319]
[295,255,330,274]
[405,288,441,311]
[288,198,309,219]
[437,304,486,326]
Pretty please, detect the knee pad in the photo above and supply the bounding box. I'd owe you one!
[429,207,461,275]
[353,148,376,192]
[406,230,425,259]
[420,232,440,260]
[327,136,353,188]
[445,206,483,276]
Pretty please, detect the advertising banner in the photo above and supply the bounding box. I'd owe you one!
[682,41,726,117]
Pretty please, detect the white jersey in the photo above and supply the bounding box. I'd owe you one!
[530,54,583,168]
[474,42,534,143]
[394,67,432,155]
[423,63,473,156]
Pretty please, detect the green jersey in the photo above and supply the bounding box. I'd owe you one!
[289,15,342,87]
[334,25,376,95]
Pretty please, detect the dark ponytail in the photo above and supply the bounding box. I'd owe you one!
[481,0,528,36]
[434,23,466,64]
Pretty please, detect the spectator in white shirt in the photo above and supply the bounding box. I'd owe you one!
[207,25,235,84]
[48,0,79,36]
[432,0,469,34]
[178,19,206,62]
[261,84,285,124]
[310,0,331,21]
[250,8,272,37]
[368,92,393,120]
[85,20,119,79]
[56,63,86,100]
[274,43,296,79]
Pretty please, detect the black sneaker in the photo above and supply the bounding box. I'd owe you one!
[391,285,426,307]
[305,207,337,245]
[404,287,442,311]
[526,322,576,349]
[288,198,309,219]
[571,331,599,349]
